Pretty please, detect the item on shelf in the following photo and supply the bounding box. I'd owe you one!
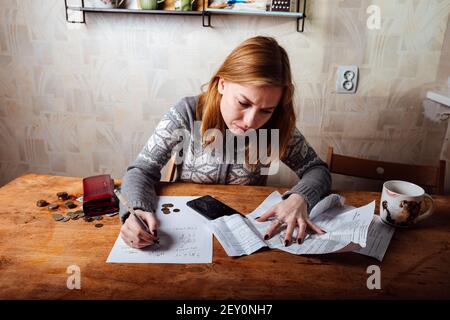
[175,0,196,11]
[85,0,127,8]
[209,0,228,8]
[126,0,141,9]
[232,0,269,11]
[270,0,297,12]
[139,0,165,10]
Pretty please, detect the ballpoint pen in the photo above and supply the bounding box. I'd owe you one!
[114,189,159,244]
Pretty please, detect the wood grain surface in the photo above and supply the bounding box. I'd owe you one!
[0,174,449,299]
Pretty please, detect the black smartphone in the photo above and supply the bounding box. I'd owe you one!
[186,195,242,220]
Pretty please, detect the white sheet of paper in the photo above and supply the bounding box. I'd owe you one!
[107,196,212,264]
[354,215,395,261]
[208,214,266,256]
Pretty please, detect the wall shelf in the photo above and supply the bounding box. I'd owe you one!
[71,7,203,15]
[65,0,306,32]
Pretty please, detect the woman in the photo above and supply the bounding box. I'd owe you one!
[119,36,331,249]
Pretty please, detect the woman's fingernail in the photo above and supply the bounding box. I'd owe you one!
[264,234,269,240]
[299,238,303,244]
[152,230,157,237]
[284,240,289,247]
[255,216,260,220]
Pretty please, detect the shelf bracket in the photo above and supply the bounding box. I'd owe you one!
[202,0,211,28]
[297,16,305,32]
[202,11,211,27]
[296,0,306,32]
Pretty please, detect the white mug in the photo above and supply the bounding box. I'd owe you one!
[380,180,435,227]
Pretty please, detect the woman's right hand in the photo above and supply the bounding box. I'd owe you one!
[120,209,159,249]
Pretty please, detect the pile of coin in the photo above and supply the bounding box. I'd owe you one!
[51,211,105,227]
[37,191,77,211]
[160,203,180,214]
[67,210,85,220]
[36,191,113,228]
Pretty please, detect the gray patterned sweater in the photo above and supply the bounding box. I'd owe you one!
[119,96,331,223]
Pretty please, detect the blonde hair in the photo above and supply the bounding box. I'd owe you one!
[196,36,296,162]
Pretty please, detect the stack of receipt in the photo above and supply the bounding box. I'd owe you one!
[207,192,395,261]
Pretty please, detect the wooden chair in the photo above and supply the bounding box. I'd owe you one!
[161,155,177,182]
[326,146,446,195]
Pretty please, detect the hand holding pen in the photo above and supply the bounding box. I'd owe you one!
[114,189,160,249]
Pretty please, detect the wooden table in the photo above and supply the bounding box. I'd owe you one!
[0,173,449,300]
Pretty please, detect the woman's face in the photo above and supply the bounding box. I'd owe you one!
[218,78,283,135]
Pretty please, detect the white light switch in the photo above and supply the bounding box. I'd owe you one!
[336,65,359,94]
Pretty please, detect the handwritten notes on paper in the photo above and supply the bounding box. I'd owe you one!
[107,196,212,264]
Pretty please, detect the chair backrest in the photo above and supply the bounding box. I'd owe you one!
[161,155,177,182]
[326,146,446,195]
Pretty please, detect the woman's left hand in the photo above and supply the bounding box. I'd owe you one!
[255,193,325,246]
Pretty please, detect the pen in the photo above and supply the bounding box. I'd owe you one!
[114,189,159,244]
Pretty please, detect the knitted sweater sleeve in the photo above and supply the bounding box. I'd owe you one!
[119,106,189,223]
[280,128,331,212]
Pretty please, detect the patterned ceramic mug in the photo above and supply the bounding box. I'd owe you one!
[380,180,435,227]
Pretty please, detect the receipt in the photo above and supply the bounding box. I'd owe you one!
[208,192,393,261]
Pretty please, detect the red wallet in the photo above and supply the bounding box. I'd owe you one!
[82,174,119,216]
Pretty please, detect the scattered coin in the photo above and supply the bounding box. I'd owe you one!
[64,201,77,209]
[48,204,59,210]
[57,191,69,200]
[75,210,84,218]
[69,212,80,219]
[52,214,64,221]
[84,217,94,222]
[94,216,103,221]
[61,216,70,222]
[173,208,180,213]
[36,200,49,207]
[162,203,174,208]
[161,208,171,214]
[95,223,104,228]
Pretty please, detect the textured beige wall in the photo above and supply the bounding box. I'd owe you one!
[1,0,450,193]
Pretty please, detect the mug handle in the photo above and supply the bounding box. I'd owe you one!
[416,194,435,222]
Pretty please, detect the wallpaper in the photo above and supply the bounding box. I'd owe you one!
[1,0,450,193]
